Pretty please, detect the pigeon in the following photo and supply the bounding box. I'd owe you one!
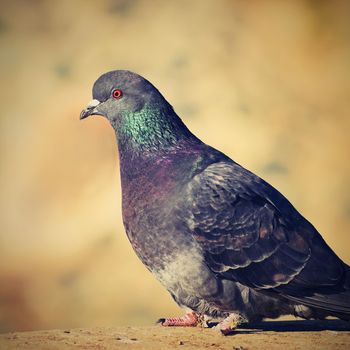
[80,70,350,334]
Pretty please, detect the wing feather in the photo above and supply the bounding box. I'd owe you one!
[179,161,348,309]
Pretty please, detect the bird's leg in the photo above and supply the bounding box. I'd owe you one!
[215,313,245,335]
[158,311,200,327]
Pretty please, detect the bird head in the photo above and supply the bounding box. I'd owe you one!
[80,70,197,155]
[80,70,163,126]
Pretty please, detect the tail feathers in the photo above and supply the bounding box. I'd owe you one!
[287,292,350,320]
[345,264,350,289]
[285,265,350,320]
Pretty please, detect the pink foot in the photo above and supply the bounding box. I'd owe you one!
[158,312,200,327]
[216,313,244,335]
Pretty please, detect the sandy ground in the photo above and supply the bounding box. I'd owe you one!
[0,320,349,350]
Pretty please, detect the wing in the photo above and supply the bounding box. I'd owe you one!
[179,161,349,313]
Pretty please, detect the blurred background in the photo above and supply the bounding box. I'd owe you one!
[0,0,349,333]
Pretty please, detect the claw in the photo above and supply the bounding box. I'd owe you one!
[156,318,166,325]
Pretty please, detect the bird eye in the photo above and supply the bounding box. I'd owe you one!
[112,89,123,99]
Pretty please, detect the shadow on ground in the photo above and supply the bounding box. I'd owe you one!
[239,319,350,333]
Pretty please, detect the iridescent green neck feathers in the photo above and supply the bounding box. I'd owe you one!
[113,103,195,156]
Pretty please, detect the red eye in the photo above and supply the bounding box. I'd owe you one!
[112,89,123,99]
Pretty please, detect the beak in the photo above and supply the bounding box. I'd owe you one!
[80,99,101,120]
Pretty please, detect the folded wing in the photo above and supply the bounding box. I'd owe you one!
[180,161,350,315]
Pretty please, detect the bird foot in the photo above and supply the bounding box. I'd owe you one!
[157,311,200,327]
[215,313,245,335]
